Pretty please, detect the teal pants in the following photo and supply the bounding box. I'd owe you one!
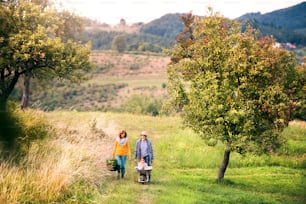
[115,156,127,175]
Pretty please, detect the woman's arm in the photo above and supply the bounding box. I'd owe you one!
[112,141,117,157]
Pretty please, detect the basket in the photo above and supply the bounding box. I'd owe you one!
[106,159,117,171]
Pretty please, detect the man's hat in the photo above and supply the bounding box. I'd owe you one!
[140,131,147,136]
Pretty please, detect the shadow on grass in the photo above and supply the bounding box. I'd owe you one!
[214,179,236,185]
[0,107,23,157]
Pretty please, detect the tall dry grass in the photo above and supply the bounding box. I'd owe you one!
[0,111,117,203]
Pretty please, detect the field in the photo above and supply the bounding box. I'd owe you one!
[1,111,305,203]
[19,51,171,111]
[89,51,170,108]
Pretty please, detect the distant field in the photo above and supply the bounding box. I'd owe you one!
[90,51,169,79]
[89,77,166,89]
[89,51,170,108]
[13,51,171,111]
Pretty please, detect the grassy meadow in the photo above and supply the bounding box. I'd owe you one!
[0,111,305,203]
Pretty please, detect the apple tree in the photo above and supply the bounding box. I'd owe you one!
[0,0,92,149]
[164,11,300,180]
[0,0,92,108]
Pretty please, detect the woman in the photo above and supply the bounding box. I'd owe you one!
[112,130,131,179]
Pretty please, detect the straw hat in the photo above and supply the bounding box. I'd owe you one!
[140,131,147,136]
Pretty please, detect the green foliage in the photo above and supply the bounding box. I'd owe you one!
[0,101,51,154]
[277,122,306,157]
[14,110,51,154]
[83,30,120,50]
[120,94,162,116]
[112,35,127,53]
[164,11,301,158]
[291,63,306,120]
[0,0,92,104]
[84,30,173,52]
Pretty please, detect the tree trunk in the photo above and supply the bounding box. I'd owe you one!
[218,150,231,180]
[20,75,30,110]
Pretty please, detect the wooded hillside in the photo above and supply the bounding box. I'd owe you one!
[83,2,306,51]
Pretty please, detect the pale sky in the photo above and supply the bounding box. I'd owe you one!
[57,0,305,25]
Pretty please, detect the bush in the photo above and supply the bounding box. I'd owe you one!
[120,94,162,116]
[0,101,51,155]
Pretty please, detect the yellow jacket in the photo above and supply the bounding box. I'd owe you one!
[112,138,131,158]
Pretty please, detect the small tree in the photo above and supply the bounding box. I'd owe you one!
[19,3,89,109]
[164,11,300,180]
[0,0,92,149]
[0,1,92,107]
[112,35,127,53]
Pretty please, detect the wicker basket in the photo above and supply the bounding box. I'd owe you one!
[106,159,117,171]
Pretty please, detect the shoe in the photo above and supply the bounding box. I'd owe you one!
[121,174,124,179]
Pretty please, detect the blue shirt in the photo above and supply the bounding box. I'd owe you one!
[134,139,154,161]
[140,140,148,157]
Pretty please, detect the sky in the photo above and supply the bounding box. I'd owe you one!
[57,0,305,25]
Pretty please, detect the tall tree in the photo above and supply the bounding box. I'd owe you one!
[164,11,300,180]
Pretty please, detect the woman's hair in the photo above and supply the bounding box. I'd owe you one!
[119,130,127,137]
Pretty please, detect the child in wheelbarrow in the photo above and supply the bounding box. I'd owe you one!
[136,158,152,182]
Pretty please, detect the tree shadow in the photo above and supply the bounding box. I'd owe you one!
[0,104,23,158]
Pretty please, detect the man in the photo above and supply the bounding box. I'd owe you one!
[134,131,154,166]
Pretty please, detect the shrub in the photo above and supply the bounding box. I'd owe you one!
[120,94,162,116]
[0,101,51,155]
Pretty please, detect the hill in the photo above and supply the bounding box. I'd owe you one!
[83,2,306,51]
[139,13,184,40]
[238,2,306,30]
[141,2,306,46]
[238,2,306,46]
